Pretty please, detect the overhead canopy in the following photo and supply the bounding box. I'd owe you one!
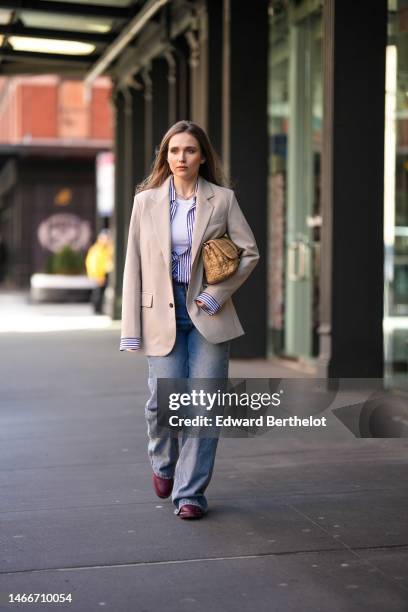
[0,0,167,77]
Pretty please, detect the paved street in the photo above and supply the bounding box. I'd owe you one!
[0,294,407,611]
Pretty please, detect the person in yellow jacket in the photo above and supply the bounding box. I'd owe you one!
[85,229,114,314]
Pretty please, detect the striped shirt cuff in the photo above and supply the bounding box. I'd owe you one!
[195,292,221,316]
[120,337,142,351]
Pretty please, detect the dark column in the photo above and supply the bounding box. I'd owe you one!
[224,0,268,358]
[131,81,146,191]
[164,51,177,126]
[207,0,223,156]
[110,81,146,321]
[109,89,125,320]
[123,87,135,230]
[174,35,190,121]
[152,57,170,155]
[318,0,386,377]
[142,68,153,175]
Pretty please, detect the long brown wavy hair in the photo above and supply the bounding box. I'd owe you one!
[136,120,228,193]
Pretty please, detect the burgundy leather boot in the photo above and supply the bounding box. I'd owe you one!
[152,473,174,499]
[178,504,204,519]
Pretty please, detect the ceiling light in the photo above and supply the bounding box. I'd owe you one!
[9,37,95,55]
[86,23,111,33]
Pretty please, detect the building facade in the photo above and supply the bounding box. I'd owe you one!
[0,76,113,286]
[0,0,405,389]
[107,0,396,384]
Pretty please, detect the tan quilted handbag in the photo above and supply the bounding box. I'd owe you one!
[202,234,242,284]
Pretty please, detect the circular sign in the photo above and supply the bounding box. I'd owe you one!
[37,213,92,253]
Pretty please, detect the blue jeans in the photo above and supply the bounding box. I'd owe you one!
[145,280,230,514]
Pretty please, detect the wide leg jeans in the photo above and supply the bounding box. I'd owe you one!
[145,280,230,514]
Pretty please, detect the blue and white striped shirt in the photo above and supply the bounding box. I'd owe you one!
[170,176,196,283]
[119,175,220,351]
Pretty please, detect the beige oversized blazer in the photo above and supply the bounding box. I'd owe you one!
[120,174,260,356]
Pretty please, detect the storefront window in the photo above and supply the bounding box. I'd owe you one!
[267,0,323,362]
[384,0,408,389]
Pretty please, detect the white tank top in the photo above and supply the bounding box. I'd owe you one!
[171,196,195,255]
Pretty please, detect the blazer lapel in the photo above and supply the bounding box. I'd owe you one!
[150,176,172,277]
[190,176,215,267]
[150,175,215,278]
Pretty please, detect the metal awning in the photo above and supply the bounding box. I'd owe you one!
[0,0,170,78]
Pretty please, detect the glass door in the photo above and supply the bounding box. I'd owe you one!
[268,1,323,362]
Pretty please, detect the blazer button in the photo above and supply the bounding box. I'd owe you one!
[169,303,174,308]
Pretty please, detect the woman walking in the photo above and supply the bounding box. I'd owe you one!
[120,120,259,519]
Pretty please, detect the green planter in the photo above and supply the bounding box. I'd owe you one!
[45,246,85,276]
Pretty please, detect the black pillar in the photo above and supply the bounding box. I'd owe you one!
[141,68,153,175]
[110,89,125,320]
[123,87,135,229]
[174,35,191,121]
[207,0,223,156]
[130,83,146,192]
[318,0,386,377]
[152,57,170,155]
[110,82,147,321]
[225,0,268,358]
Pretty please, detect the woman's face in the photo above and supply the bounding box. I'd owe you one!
[167,132,205,182]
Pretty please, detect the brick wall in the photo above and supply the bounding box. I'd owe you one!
[0,75,112,143]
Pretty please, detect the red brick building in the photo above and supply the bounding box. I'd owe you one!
[0,75,112,142]
[0,76,113,287]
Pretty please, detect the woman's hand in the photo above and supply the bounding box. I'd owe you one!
[195,299,204,308]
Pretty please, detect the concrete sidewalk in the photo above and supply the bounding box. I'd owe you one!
[0,327,407,612]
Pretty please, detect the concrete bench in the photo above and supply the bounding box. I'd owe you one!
[30,273,99,303]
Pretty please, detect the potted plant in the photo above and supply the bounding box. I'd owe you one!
[30,246,98,303]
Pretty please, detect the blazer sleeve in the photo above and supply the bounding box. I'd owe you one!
[198,190,260,309]
[120,194,142,346]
